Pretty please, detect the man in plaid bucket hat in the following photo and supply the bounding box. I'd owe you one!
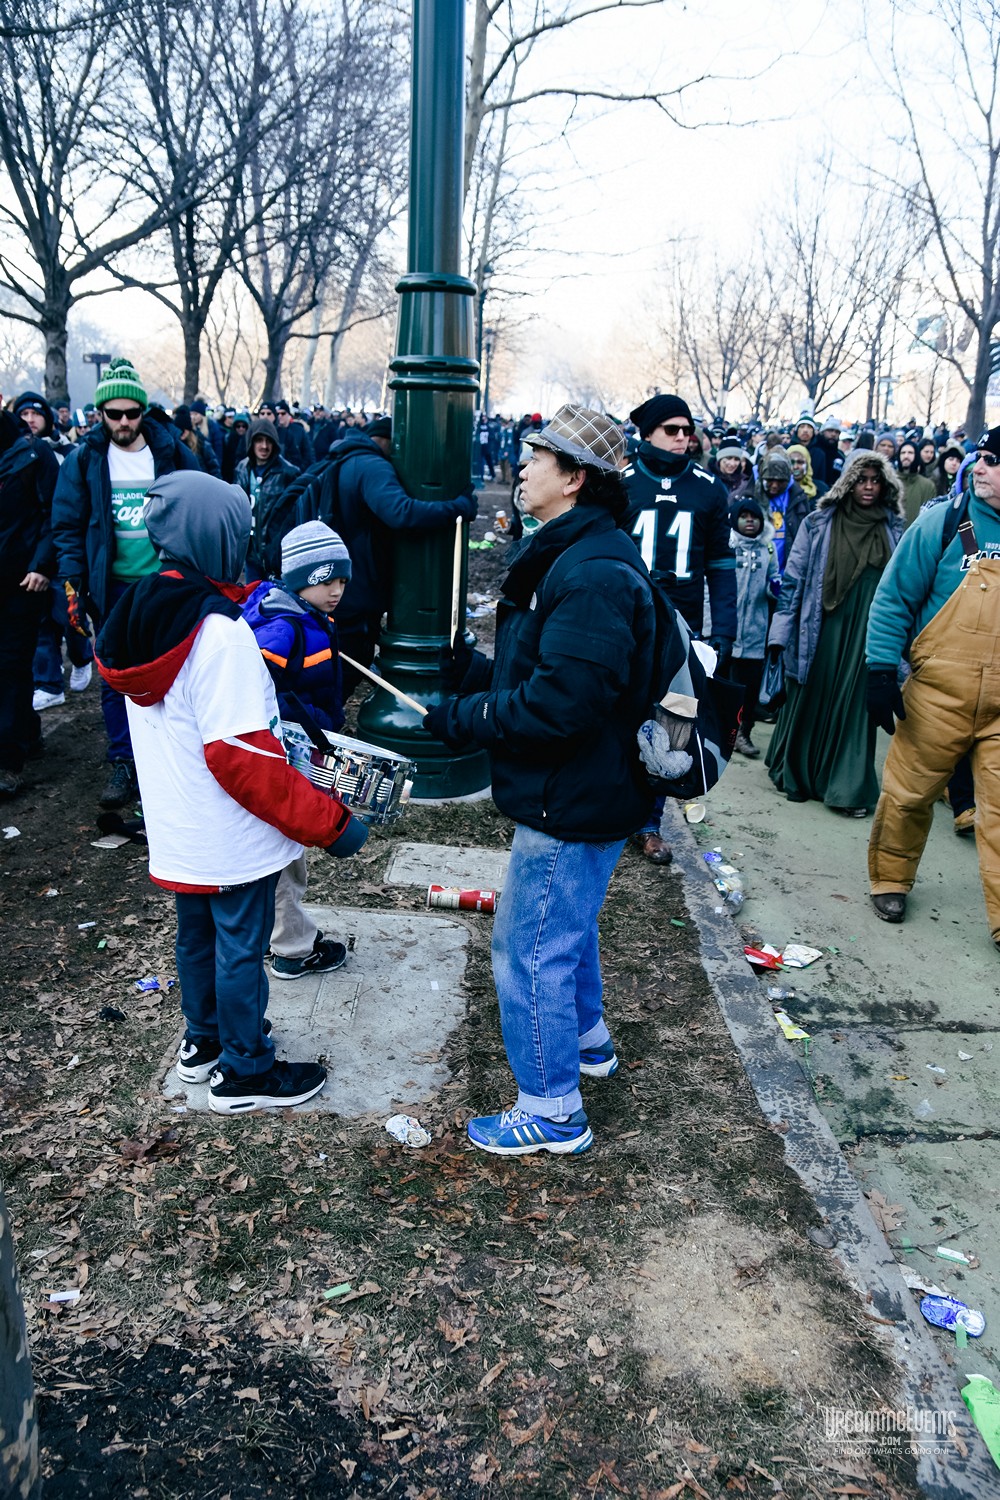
[425,406,662,1155]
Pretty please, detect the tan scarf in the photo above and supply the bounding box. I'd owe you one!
[822,495,891,613]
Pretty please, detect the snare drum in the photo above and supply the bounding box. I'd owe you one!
[282,722,414,825]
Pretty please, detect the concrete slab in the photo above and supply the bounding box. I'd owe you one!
[385,841,509,891]
[853,1136,1000,1390]
[163,906,467,1117]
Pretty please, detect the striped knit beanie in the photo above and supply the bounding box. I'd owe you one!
[94,357,148,410]
[281,521,352,591]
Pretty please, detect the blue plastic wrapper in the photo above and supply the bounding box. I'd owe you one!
[920,1294,985,1337]
[135,975,175,993]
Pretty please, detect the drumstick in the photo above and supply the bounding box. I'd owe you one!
[450,515,463,644]
[339,650,428,717]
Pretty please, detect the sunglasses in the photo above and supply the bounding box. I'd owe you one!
[104,406,143,422]
[659,422,694,437]
[977,450,1000,467]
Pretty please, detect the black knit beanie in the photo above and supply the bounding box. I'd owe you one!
[628,394,693,439]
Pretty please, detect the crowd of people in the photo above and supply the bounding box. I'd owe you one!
[1,354,996,1152]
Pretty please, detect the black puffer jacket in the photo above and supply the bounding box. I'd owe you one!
[437,505,658,842]
[0,410,58,585]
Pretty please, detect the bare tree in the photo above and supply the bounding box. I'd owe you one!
[0,0,194,397]
[235,1,405,401]
[112,0,308,401]
[462,1,764,358]
[878,0,1000,434]
[769,161,902,416]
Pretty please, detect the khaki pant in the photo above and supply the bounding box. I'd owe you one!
[270,853,319,959]
[868,556,1000,937]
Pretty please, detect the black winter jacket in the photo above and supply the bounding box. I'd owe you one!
[438,506,658,842]
[0,411,58,585]
[291,430,476,626]
[235,452,302,576]
[51,419,200,618]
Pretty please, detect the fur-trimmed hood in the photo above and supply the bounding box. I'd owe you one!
[819,450,904,517]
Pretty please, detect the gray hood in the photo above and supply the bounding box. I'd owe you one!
[144,471,251,583]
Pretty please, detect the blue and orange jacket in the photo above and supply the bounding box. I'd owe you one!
[241,581,345,733]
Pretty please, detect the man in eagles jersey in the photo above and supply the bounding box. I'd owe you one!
[623,393,737,863]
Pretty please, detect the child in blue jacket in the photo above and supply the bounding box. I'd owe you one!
[243,521,351,979]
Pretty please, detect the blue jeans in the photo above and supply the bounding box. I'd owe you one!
[174,873,279,1077]
[33,588,93,694]
[491,824,625,1118]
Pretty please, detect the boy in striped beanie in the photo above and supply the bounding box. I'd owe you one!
[242,521,352,980]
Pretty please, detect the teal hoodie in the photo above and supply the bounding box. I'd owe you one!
[866,492,1000,669]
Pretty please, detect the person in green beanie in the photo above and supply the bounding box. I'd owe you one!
[51,357,201,809]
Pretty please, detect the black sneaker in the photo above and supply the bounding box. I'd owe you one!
[176,1019,272,1084]
[0,769,21,797]
[208,1059,327,1115]
[100,759,137,809]
[270,938,347,981]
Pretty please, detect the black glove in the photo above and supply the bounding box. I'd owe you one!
[766,643,783,663]
[709,636,734,674]
[423,699,470,751]
[866,669,906,735]
[438,631,491,694]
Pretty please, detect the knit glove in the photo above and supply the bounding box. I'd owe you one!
[866,669,906,735]
[326,816,369,858]
[64,578,90,637]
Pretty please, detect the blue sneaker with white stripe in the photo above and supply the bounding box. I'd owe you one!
[579,1038,619,1078]
[467,1106,593,1156]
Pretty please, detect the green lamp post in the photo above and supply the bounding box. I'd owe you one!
[356,0,490,798]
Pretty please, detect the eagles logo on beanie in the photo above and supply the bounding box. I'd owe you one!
[94,358,148,411]
[281,521,352,592]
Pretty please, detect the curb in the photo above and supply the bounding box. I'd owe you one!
[664,802,994,1500]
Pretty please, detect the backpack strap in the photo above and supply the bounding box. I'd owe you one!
[940,488,973,553]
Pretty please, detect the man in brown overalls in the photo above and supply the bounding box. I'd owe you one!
[865,426,1000,945]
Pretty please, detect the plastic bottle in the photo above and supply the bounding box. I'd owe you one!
[703,851,745,911]
[961,1374,1000,1470]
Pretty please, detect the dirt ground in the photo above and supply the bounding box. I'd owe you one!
[1,488,922,1499]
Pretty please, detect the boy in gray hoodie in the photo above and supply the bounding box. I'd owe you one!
[729,495,780,757]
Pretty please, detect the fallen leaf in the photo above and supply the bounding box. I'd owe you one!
[586,1334,608,1358]
[234,1387,260,1401]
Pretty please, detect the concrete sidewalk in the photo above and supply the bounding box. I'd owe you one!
[693,725,1000,1400]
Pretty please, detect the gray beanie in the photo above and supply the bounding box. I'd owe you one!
[281,521,352,591]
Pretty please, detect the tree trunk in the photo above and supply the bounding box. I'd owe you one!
[0,1187,40,1500]
[966,330,992,436]
[182,317,202,404]
[261,324,287,403]
[300,304,323,407]
[324,267,366,408]
[41,301,70,404]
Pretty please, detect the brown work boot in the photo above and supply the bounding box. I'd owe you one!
[953,807,976,838]
[870,892,906,923]
[633,832,672,865]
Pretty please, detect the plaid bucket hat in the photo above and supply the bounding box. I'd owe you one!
[523,405,626,474]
